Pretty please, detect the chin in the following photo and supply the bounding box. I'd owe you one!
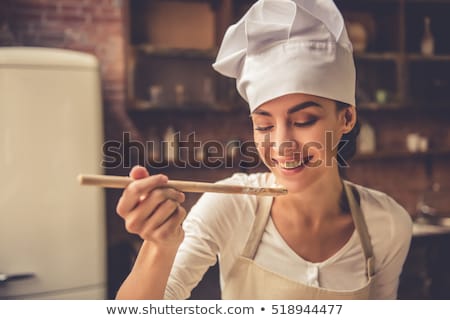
[269,169,311,194]
[269,162,329,194]
[279,178,311,194]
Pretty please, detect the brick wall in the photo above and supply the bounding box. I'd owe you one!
[0,0,138,140]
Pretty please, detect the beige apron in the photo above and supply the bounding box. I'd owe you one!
[222,181,375,299]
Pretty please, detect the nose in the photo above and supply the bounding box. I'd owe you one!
[270,125,300,159]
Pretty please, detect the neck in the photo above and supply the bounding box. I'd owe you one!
[274,169,345,223]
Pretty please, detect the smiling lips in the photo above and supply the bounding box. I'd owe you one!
[274,155,314,170]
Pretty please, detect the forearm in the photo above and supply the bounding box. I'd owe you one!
[116,241,178,300]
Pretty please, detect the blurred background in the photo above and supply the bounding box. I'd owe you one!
[1,0,450,300]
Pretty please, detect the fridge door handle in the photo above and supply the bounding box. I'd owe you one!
[0,272,35,283]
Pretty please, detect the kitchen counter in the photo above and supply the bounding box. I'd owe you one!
[413,222,450,237]
[399,222,450,299]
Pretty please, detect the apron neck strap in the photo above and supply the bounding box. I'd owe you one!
[343,181,375,278]
[242,195,273,259]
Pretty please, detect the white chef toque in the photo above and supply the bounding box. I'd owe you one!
[212,0,356,112]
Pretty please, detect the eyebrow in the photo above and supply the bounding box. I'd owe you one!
[251,101,322,117]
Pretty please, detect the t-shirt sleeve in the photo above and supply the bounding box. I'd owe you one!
[370,196,413,299]
[164,173,257,299]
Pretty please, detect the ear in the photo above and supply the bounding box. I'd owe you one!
[339,105,357,134]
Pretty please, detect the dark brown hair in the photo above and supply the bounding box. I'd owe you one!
[335,101,360,167]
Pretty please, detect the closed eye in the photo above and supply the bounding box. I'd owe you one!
[254,125,274,132]
[293,119,317,127]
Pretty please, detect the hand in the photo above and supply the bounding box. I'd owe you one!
[116,166,186,248]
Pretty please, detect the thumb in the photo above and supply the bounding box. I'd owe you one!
[129,165,150,180]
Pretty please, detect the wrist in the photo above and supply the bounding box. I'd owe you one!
[136,241,179,267]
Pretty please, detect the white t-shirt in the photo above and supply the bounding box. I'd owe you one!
[164,172,413,299]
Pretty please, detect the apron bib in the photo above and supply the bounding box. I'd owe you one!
[222,181,374,299]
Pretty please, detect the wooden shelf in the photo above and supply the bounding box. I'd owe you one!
[128,99,246,114]
[355,53,450,62]
[356,105,450,117]
[353,148,450,162]
[405,0,450,4]
[354,52,401,61]
[133,45,217,60]
[145,157,239,170]
[357,102,404,110]
[407,54,450,62]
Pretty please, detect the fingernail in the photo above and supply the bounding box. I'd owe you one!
[158,174,168,183]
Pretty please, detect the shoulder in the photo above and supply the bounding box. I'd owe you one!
[346,181,413,260]
[184,172,275,244]
[349,181,412,234]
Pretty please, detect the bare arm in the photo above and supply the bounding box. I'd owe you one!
[116,241,178,299]
[115,166,186,300]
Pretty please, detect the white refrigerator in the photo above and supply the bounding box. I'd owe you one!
[0,47,106,299]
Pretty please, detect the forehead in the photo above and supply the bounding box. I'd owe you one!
[252,93,334,116]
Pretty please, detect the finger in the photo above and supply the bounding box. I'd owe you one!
[130,165,149,180]
[128,199,180,238]
[122,188,185,233]
[176,205,188,225]
[116,174,168,216]
[143,198,181,230]
[142,205,186,240]
[130,166,151,201]
[135,187,185,218]
[157,206,187,235]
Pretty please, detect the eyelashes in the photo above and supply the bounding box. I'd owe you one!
[293,119,317,127]
[254,119,317,132]
[254,125,274,132]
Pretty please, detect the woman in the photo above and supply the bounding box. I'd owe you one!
[115,0,412,299]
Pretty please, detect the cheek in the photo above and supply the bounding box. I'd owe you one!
[252,131,264,143]
[301,127,341,158]
[323,123,343,147]
[316,130,342,161]
[253,132,271,162]
[253,132,263,151]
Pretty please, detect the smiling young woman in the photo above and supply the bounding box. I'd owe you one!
[249,93,358,265]
[115,0,412,300]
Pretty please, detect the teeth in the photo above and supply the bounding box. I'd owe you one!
[278,157,312,169]
[280,160,302,169]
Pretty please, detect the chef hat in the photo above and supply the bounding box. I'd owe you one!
[212,0,355,112]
